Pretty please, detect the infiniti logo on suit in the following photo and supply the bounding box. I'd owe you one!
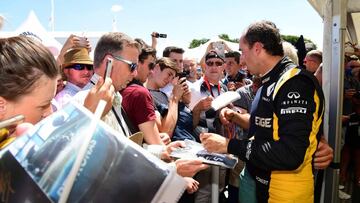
[287,92,300,99]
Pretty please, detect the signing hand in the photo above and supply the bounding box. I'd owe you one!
[219,107,236,125]
[200,133,229,154]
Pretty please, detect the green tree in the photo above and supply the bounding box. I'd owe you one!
[189,38,210,49]
[281,35,317,49]
[218,34,239,43]
[189,34,239,49]
[189,34,316,49]
[281,35,299,45]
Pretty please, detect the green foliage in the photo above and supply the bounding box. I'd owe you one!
[281,35,317,49]
[189,34,239,49]
[189,38,210,49]
[218,34,239,43]
[189,34,316,49]
[281,35,299,45]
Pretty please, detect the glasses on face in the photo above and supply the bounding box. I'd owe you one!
[66,64,94,71]
[112,55,138,72]
[206,61,224,67]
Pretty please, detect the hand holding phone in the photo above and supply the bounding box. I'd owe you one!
[0,114,25,142]
[177,70,190,79]
[77,36,89,47]
[212,41,225,55]
[152,32,167,38]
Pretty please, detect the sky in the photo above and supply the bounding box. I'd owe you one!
[0,0,324,50]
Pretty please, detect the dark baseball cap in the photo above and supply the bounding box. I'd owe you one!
[205,50,225,62]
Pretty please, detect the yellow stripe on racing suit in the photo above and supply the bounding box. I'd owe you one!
[269,67,324,203]
[227,57,325,203]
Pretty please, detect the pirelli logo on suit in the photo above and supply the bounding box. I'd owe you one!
[280,107,307,115]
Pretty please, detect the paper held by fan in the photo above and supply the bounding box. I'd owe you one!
[170,139,238,169]
[0,101,186,203]
[211,91,240,111]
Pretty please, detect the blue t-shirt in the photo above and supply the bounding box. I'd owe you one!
[172,102,196,142]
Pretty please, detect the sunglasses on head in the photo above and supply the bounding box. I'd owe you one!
[66,64,93,71]
[206,61,224,67]
[112,55,138,72]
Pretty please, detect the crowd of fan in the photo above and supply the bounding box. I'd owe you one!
[2,20,359,202]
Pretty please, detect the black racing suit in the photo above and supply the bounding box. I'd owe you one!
[227,57,324,202]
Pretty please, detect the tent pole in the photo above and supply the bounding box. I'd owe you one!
[322,0,347,202]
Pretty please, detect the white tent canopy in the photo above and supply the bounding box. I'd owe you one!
[0,10,62,56]
[309,0,360,13]
[309,0,360,44]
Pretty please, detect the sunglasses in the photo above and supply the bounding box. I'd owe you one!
[206,61,224,67]
[112,55,138,72]
[66,64,93,71]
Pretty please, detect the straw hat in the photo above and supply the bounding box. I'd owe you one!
[62,48,93,68]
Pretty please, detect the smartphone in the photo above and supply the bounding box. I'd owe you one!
[0,114,25,141]
[104,58,113,78]
[213,41,225,55]
[77,36,88,48]
[177,70,190,79]
[154,33,167,38]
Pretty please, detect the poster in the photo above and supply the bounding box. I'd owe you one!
[0,102,186,203]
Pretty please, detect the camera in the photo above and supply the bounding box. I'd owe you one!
[153,33,167,38]
[177,70,190,78]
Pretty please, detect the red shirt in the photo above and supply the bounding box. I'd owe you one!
[121,83,156,132]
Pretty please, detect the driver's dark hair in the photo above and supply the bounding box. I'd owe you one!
[243,20,284,56]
